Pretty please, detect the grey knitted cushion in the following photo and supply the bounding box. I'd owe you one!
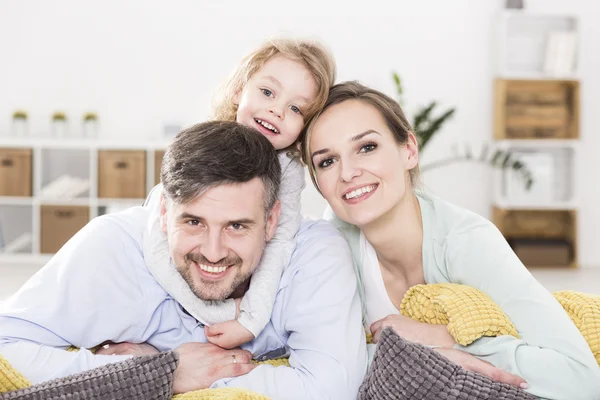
[2,351,178,400]
[359,328,537,400]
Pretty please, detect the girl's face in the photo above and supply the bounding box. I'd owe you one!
[309,99,418,227]
[235,55,317,150]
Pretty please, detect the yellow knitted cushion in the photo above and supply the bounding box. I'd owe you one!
[400,283,519,346]
[401,284,600,365]
[553,290,600,365]
[0,355,30,393]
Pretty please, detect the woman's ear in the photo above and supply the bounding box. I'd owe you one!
[405,132,419,170]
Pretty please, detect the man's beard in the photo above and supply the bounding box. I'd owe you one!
[175,251,250,301]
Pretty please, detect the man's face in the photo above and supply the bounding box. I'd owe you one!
[160,178,280,301]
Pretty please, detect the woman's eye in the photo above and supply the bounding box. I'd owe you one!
[261,88,273,97]
[318,158,334,169]
[290,105,302,114]
[360,143,377,153]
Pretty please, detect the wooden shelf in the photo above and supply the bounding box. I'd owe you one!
[0,144,167,262]
[494,79,580,140]
[493,207,577,268]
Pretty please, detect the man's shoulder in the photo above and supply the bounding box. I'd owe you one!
[281,218,354,283]
[296,218,348,246]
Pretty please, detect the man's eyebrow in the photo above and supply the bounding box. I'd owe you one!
[177,212,203,221]
[311,130,381,160]
[229,218,256,226]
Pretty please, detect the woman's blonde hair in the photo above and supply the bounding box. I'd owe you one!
[303,81,420,193]
[212,37,336,156]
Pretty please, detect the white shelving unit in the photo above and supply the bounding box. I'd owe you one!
[494,10,579,79]
[492,10,580,269]
[0,139,170,264]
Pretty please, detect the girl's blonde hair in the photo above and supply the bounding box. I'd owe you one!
[212,37,336,155]
[303,81,420,193]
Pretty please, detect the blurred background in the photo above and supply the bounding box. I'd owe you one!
[1,0,599,299]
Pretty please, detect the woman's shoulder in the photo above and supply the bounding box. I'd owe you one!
[417,190,497,241]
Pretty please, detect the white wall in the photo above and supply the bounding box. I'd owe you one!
[1,0,599,267]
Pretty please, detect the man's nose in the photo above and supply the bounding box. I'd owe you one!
[201,231,228,264]
[340,159,362,182]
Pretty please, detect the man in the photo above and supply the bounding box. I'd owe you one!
[0,121,367,399]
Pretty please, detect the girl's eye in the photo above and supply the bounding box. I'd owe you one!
[317,158,335,169]
[261,88,273,97]
[290,105,302,114]
[360,143,377,153]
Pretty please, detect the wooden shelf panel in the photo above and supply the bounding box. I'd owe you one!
[494,79,580,140]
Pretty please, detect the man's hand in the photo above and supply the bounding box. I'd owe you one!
[370,314,456,348]
[173,342,256,394]
[434,348,528,389]
[205,320,255,349]
[96,341,159,357]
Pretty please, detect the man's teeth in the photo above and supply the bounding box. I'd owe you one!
[256,119,279,134]
[198,264,228,274]
[344,185,377,200]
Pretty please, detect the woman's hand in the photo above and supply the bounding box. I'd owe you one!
[370,314,456,348]
[434,348,528,389]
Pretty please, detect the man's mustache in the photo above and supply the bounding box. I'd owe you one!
[184,252,242,267]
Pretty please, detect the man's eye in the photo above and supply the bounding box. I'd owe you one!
[360,143,377,153]
[261,88,273,97]
[187,220,200,226]
[318,158,334,169]
[230,223,244,230]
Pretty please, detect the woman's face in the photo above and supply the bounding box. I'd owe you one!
[309,99,418,227]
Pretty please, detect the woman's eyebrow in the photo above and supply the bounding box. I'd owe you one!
[311,130,381,160]
[351,129,380,141]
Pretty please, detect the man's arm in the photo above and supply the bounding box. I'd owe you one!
[0,213,155,384]
[212,221,368,399]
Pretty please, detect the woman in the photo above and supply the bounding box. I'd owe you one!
[303,81,600,399]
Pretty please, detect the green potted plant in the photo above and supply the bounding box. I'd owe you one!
[51,111,68,138]
[11,110,28,137]
[82,112,99,138]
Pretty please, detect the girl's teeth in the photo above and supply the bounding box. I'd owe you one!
[256,119,278,134]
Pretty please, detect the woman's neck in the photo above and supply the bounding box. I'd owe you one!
[361,192,423,279]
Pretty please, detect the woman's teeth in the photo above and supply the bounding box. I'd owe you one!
[344,185,376,200]
[256,119,279,134]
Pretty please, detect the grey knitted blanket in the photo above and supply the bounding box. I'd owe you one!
[1,351,178,400]
[359,328,538,400]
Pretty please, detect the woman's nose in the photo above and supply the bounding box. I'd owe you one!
[340,159,362,182]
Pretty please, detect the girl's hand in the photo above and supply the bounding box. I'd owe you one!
[370,314,456,348]
[205,320,255,349]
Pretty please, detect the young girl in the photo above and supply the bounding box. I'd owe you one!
[303,81,600,399]
[143,38,336,349]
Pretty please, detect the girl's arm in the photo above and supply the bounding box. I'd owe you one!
[237,154,305,337]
